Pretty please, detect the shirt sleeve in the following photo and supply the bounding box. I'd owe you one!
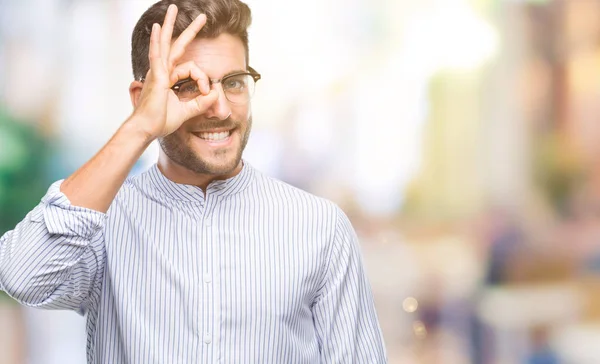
[0,180,107,314]
[312,206,387,363]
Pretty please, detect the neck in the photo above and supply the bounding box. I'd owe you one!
[157,154,243,191]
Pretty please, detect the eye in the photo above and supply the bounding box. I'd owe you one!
[172,79,200,101]
[175,80,199,94]
[223,75,248,93]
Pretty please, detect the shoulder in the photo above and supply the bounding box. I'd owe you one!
[108,165,166,214]
[255,170,338,206]
[249,169,348,224]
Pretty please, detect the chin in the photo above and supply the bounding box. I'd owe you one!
[205,160,240,175]
[187,152,242,176]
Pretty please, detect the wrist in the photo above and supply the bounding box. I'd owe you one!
[124,115,159,144]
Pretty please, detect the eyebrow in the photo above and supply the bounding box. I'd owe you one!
[218,69,249,80]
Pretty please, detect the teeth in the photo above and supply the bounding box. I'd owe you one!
[198,131,230,141]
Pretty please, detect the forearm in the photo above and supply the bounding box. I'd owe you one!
[60,116,155,213]
[0,199,105,307]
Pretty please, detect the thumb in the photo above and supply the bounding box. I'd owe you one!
[184,89,219,119]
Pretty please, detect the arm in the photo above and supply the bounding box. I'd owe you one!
[61,5,216,213]
[0,40,153,310]
[59,120,154,213]
[0,5,217,309]
[0,183,106,312]
[312,207,387,363]
[0,86,153,311]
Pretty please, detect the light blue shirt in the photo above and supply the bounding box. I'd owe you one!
[0,162,386,363]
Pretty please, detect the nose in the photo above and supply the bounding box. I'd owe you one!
[203,82,232,120]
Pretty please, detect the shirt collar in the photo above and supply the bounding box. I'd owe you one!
[146,160,255,202]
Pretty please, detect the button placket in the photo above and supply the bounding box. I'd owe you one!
[201,197,214,349]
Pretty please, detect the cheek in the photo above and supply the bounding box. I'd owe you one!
[165,129,191,146]
[178,121,197,139]
[231,104,250,119]
[235,112,251,127]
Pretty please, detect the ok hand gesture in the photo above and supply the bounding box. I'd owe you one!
[132,4,218,139]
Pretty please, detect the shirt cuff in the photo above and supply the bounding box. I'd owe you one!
[35,180,108,239]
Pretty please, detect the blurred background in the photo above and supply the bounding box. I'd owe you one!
[1,0,600,363]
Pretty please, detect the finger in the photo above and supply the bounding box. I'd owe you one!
[170,61,210,95]
[184,90,219,118]
[168,14,207,66]
[160,4,178,64]
[148,23,162,79]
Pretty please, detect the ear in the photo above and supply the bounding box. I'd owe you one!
[129,80,144,108]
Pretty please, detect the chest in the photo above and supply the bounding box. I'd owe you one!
[103,198,328,324]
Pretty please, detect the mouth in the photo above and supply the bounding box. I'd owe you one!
[191,129,235,146]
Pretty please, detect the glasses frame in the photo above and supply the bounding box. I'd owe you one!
[139,67,261,105]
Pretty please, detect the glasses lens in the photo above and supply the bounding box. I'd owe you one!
[173,79,201,101]
[223,74,256,104]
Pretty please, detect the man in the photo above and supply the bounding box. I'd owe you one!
[0,0,387,362]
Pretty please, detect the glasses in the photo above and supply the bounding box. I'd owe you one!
[141,67,261,105]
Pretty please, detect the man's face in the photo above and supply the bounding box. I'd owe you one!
[159,33,252,176]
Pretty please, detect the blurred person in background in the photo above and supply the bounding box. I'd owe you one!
[526,326,559,364]
[0,0,386,363]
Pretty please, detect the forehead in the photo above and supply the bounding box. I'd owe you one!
[177,33,246,77]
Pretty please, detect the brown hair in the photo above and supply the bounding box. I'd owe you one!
[131,0,252,81]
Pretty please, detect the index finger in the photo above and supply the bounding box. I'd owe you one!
[168,14,207,66]
[160,4,178,62]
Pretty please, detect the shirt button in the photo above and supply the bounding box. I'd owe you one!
[204,218,211,227]
[203,333,212,344]
[187,186,195,193]
[203,272,212,283]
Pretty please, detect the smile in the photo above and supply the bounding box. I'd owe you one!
[190,129,235,147]
[195,130,231,141]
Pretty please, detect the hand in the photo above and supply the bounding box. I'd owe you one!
[131,4,218,139]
